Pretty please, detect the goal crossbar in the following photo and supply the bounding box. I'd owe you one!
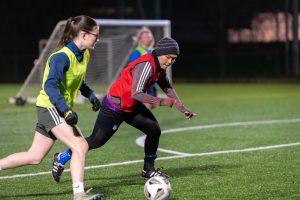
[13,19,172,105]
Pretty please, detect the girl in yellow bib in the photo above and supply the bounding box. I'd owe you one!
[0,15,103,200]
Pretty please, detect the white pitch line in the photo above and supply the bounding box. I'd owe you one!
[135,118,300,155]
[156,148,194,156]
[1,118,300,180]
[1,141,299,180]
[156,142,300,160]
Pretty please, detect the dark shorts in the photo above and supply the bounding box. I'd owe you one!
[35,106,63,140]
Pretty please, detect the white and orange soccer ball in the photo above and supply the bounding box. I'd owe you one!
[144,176,172,200]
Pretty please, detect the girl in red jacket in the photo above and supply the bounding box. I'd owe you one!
[52,37,196,182]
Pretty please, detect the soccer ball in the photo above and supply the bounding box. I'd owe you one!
[144,176,172,200]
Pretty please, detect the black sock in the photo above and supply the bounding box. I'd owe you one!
[144,154,157,171]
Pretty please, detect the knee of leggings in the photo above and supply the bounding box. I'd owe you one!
[88,141,102,150]
[148,122,161,137]
[87,133,106,150]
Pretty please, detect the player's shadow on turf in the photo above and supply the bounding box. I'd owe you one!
[84,172,144,199]
[85,164,239,199]
[0,191,71,199]
[166,164,239,177]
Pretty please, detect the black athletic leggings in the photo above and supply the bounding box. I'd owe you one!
[85,101,161,157]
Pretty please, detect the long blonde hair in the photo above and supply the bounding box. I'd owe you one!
[135,27,155,48]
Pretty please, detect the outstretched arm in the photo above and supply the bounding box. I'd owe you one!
[157,75,196,119]
[131,62,174,107]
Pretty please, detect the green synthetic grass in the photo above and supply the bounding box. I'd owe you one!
[0,83,299,199]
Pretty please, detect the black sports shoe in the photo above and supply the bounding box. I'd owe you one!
[52,153,64,183]
[141,168,169,178]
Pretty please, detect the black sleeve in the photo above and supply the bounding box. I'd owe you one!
[80,81,94,99]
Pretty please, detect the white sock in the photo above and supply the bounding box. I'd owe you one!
[73,182,84,194]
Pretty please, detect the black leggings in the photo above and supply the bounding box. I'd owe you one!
[85,102,161,157]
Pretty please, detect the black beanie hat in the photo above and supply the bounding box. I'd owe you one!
[155,37,180,56]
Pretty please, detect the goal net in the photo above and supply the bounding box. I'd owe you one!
[12,19,171,105]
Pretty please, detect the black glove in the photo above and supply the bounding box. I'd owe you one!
[64,109,78,125]
[89,93,101,112]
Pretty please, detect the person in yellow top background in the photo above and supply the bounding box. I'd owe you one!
[0,15,103,200]
[129,27,157,109]
[129,27,155,62]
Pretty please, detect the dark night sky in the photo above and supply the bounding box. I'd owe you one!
[0,0,288,82]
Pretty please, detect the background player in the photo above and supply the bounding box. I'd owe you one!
[129,27,157,109]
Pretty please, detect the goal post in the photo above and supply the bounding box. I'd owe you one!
[11,19,172,105]
[95,19,172,84]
